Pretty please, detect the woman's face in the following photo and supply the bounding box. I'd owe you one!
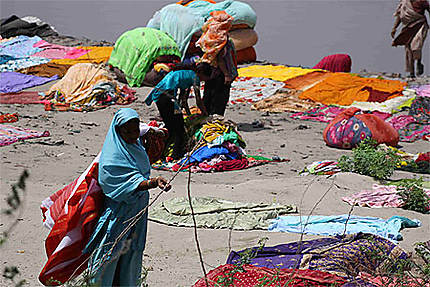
[118,118,140,144]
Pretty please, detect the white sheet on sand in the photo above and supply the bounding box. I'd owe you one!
[342,89,416,113]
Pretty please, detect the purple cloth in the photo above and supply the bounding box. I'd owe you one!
[414,84,430,97]
[0,72,58,93]
[226,233,407,280]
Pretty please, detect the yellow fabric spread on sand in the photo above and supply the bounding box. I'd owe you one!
[51,46,113,65]
[48,63,112,104]
[299,73,406,106]
[238,65,320,82]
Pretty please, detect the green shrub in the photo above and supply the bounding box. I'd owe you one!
[338,139,401,180]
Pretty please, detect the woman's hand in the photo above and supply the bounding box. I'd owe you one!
[154,176,171,191]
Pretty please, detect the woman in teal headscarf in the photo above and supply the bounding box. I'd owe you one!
[85,108,171,286]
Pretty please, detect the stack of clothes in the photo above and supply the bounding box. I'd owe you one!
[153,115,285,172]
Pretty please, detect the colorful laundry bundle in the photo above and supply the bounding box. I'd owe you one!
[268,215,420,241]
[39,156,103,285]
[193,265,347,287]
[149,197,297,230]
[108,27,180,87]
[0,71,58,93]
[229,76,286,104]
[300,160,341,176]
[227,233,408,279]
[299,73,406,106]
[342,184,430,209]
[0,113,19,123]
[41,63,136,111]
[323,107,399,149]
[0,124,50,146]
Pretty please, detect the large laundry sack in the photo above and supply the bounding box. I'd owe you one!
[229,28,258,50]
[108,27,180,87]
[236,46,257,63]
[323,107,399,149]
[147,0,257,58]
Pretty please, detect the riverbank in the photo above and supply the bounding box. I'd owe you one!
[1,33,429,286]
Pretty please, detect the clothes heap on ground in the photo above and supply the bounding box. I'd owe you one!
[151,114,286,173]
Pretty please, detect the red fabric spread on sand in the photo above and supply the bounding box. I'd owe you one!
[313,54,352,73]
[193,264,347,287]
[0,91,45,104]
[39,158,103,286]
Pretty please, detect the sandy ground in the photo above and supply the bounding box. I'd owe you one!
[1,75,429,287]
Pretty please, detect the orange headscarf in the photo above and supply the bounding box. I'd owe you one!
[196,10,234,66]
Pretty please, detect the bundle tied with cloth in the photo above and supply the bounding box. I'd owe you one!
[147,0,258,63]
[41,63,136,111]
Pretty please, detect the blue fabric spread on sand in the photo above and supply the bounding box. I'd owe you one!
[268,215,421,241]
[0,35,43,58]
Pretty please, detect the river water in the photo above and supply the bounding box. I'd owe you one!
[1,0,429,74]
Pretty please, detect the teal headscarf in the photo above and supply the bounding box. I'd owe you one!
[99,108,150,202]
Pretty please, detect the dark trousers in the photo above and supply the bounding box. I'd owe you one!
[156,94,185,159]
[203,73,231,116]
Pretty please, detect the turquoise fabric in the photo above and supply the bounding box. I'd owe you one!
[186,0,257,28]
[85,108,151,286]
[145,70,199,105]
[98,108,150,200]
[268,215,421,241]
[89,243,143,286]
[147,0,257,58]
[147,4,205,59]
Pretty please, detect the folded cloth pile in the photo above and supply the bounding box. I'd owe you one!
[153,115,286,172]
[41,63,136,111]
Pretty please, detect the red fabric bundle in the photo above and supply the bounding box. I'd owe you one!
[323,107,399,149]
[193,264,346,287]
[313,54,352,72]
[39,158,103,286]
[236,47,257,64]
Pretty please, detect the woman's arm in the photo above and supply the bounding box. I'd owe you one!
[137,176,171,191]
